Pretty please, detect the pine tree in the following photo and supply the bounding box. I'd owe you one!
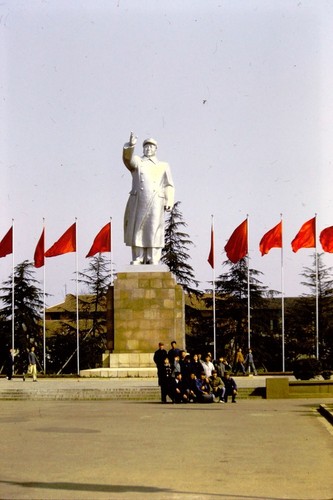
[213,258,269,365]
[297,252,333,364]
[0,260,44,370]
[78,254,112,337]
[161,201,200,295]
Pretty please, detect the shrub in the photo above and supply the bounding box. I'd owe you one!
[293,357,322,380]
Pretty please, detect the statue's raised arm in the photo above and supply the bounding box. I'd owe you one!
[129,131,137,147]
[122,134,175,265]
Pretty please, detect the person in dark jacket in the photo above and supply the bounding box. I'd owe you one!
[223,372,238,403]
[153,342,168,384]
[159,358,173,403]
[195,372,214,403]
[168,341,181,365]
[5,348,15,380]
[28,346,38,382]
[171,372,189,404]
[190,354,203,379]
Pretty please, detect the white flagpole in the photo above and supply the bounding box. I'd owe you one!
[11,219,15,351]
[42,219,46,374]
[315,214,319,359]
[75,218,80,375]
[280,214,285,372]
[110,217,113,285]
[247,215,251,351]
[211,215,216,361]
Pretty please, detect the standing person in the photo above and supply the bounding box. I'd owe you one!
[153,342,168,388]
[223,372,238,403]
[181,354,192,387]
[168,341,181,365]
[5,348,16,380]
[171,354,181,377]
[122,132,175,265]
[244,348,257,375]
[28,346,38,382]
[201,354,215,378]
[159,358,173,404]
[234,348,246,375]
[216,356,227,379]
[190,354,203,379]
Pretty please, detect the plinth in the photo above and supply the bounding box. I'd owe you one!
[101,265,185,377]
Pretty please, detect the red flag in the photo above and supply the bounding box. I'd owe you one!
[34,228,45,268]
[320,226,333,253]
[259,221,282,256]
[86,222,111,257]
[207,223,214,269]
[291,217,316,253]
[0,227,13,258]
[45,223,76,258]
[224,219,248,263]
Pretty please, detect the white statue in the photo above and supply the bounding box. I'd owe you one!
[123,132,175,265]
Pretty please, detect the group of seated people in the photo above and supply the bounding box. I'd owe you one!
[153,341,238,404]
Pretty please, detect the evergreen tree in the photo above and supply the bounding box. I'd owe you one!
[212,258,271,366]
[78,254,112,337]
[161,201,200,294]
[297,252,333,365]
[0,260,44,370]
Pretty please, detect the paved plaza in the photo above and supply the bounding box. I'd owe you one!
[0,396,333,500]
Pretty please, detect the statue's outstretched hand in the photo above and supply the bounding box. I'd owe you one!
[129,132,137,146]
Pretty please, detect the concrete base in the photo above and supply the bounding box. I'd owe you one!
[97,352,157,378]
[80,367,157,378]
[103,351,155,368]
[113,267,185,353]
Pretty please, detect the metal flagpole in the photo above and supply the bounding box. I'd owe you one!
[110,217,113,285]
[315,214,319,359]
[280,214,285,372]
[11,219,15,351]
[247,215,251,350]
[42,219,46,373]
[211,215,216,361]
[75,218,80,375]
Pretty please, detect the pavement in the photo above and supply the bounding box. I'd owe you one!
[0,386,333,500]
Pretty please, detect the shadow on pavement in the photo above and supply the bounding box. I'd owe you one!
[0,479,297,499]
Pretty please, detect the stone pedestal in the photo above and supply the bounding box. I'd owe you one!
[101,265,185,376]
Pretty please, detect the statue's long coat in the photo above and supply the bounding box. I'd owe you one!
[123,144,174,248]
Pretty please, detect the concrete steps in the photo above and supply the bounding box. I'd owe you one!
[0,384,265,401]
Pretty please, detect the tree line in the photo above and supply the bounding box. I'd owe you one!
[0,202,332,374]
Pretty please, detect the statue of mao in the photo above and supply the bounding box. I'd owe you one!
[123,132,175,265]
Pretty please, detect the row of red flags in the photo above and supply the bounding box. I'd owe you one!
[0,217,331,270]
[0,222,111,267]
[208,216,331,268]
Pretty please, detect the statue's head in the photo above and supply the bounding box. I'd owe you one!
[143,138,158,158]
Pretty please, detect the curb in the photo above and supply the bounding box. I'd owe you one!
[318,404,333,425]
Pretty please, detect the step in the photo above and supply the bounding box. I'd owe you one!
[0,386,265,401]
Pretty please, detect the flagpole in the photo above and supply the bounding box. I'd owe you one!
[11,219,15,351]
[280,214,285,372]
[315,214,319,359]
[42,219,46,373]
[211,215,216,361]
[110,217,113,286]
[247,215,251,351]
[75,218,80,375]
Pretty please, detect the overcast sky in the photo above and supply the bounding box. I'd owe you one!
[2,0,333,305]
